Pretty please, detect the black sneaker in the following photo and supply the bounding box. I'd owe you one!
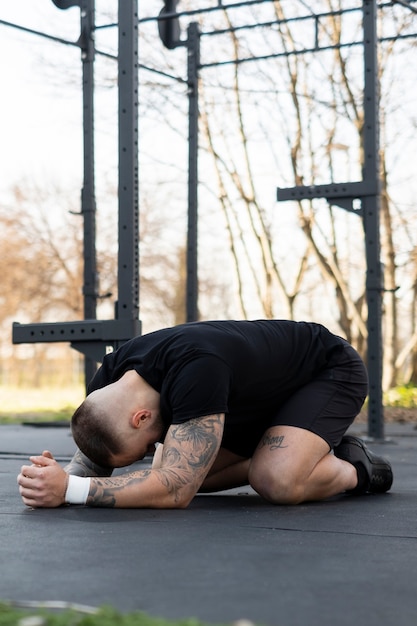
[334,435,393,493]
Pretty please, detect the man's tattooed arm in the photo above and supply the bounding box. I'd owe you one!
[64,449,113,477]
[155,413,224,501]
[86,413,225,508]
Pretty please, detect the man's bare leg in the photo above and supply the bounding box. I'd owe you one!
[248,425,357,504]
[200,448,250,492]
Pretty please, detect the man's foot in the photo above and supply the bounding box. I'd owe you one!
[334,435,393,494]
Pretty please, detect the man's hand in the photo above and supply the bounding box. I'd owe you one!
[17,450,68,508]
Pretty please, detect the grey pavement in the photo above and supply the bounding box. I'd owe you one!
[1,421,417,626]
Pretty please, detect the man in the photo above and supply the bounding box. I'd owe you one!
[18,319,393,509]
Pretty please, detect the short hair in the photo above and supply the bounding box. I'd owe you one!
[71,398,122,468]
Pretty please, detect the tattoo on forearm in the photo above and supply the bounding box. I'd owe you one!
[260,434,288,450]
[87,471,153,508]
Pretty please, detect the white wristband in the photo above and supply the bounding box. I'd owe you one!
[65,475,91,505]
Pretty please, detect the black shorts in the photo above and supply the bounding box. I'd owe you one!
[223,341,368,457]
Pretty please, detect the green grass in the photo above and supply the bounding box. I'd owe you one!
[0,386,84,424]
[384,384,417,408]
[0,603,240,626]
[1,383,417,426]
[0,407,75,425]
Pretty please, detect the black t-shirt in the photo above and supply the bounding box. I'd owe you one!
[88,320,344,456]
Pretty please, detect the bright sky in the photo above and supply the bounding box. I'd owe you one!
[0,1,120,195]
[0,4,75,186]
[1,2,416,235]
[1,1,417,331]
[2,2,416,196]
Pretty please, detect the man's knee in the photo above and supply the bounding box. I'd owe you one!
[248,466,304,505]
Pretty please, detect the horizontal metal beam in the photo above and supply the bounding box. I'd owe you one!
[12,320,140,345]
[277,180,378,202]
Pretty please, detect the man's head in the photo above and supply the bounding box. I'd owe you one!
[71,373,163,468]
[71,396,121,468]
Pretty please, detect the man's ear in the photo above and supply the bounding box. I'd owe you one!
[131,409,152,428]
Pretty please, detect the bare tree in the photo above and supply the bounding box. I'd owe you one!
[194,1,416,389]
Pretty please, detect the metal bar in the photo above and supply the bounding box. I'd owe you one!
[117,0,141,336]
[200,41,362,69]
[200,8,359,37]
[80,0,98,386]
[12,320,137,343]
[0,19,79,46]
[186,22,200,322]
[277,180,378,202]
[362,0,384,440]
[275,2,386,440]
[139,0,277,23]
[141,0,417,27]
[391,0,417,13]
[197,32,417,68]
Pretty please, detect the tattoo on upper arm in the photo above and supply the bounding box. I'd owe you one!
[156,414,224,500]
[260,434,288,450]
[170,415,222,466]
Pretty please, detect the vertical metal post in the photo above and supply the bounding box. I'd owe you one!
[80,0,98,386]
[362,0,384,439]
[117,0,141,337]
[186,22,200,322]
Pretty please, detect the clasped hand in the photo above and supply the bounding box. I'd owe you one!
[17,450,68,508]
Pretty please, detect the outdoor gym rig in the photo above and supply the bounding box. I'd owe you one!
[4,0,417,439]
